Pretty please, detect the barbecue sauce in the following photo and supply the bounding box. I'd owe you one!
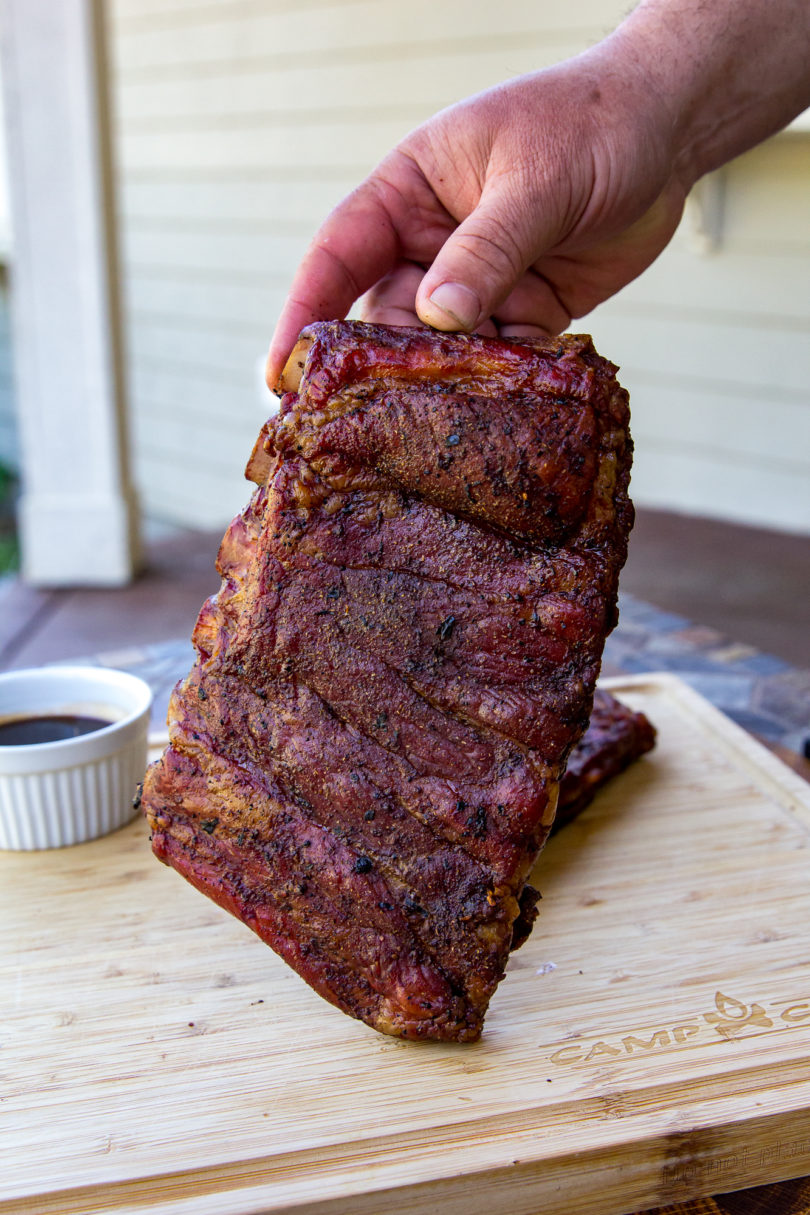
[0,714,113,746]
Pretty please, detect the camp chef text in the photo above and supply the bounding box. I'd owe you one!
[548,991,810,1066]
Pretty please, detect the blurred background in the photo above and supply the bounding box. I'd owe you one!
[0,0,808,668]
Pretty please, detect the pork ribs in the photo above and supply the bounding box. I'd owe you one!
[141,320,635,1042]
[555,690,656,833]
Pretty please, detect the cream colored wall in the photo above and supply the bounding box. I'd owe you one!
[0,276,17,469]
[107,0,810,534]
[0,62,17,471]
[587,136,810,534]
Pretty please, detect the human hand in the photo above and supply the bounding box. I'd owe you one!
[266,39,687,388]
[357,52,689,338]
[266,0,810,389]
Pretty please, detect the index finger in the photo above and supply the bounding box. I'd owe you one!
[266,180,401,391]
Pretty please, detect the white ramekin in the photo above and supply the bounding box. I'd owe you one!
[0,666,152,850]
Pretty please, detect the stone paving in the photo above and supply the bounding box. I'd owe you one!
[604,594,810,756]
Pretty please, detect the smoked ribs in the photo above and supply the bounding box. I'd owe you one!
[141,321,635,1042]
[555,689,656,833]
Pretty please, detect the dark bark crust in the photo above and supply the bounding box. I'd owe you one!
[142,321,635,1042]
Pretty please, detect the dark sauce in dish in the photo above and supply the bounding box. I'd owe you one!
[0,714,113,746]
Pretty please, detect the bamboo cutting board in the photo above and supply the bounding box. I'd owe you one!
[2,673,810,1215]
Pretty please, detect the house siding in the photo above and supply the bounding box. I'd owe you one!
[0,274,17,472]
[107,0,810,533]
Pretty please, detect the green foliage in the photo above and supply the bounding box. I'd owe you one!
[0,460,19,574]
[0,462,14,498]
[0,533,18,574]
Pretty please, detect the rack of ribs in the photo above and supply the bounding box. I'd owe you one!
[555,689,656,833]
[141,320,635,1042]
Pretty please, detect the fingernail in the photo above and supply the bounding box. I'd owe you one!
[423,282,480,331]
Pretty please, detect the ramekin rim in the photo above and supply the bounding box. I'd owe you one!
[0,666,153,760]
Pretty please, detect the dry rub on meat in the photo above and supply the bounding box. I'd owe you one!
[141,321,635,1042]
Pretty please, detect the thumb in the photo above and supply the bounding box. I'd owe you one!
[415,187,549,331]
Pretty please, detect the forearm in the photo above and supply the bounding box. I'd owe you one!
[607,0,810,187]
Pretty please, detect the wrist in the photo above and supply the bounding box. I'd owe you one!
[604,0,810,189]
[597,12,703,193]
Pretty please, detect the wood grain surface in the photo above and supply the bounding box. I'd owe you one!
[2,674,810,1215]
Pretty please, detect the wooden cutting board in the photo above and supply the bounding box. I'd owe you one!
[2,673,810,1215]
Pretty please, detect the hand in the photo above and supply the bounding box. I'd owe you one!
[266,41,688,387]
[267,0,810,389]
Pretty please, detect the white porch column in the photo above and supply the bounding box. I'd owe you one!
[0,0,139,586]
